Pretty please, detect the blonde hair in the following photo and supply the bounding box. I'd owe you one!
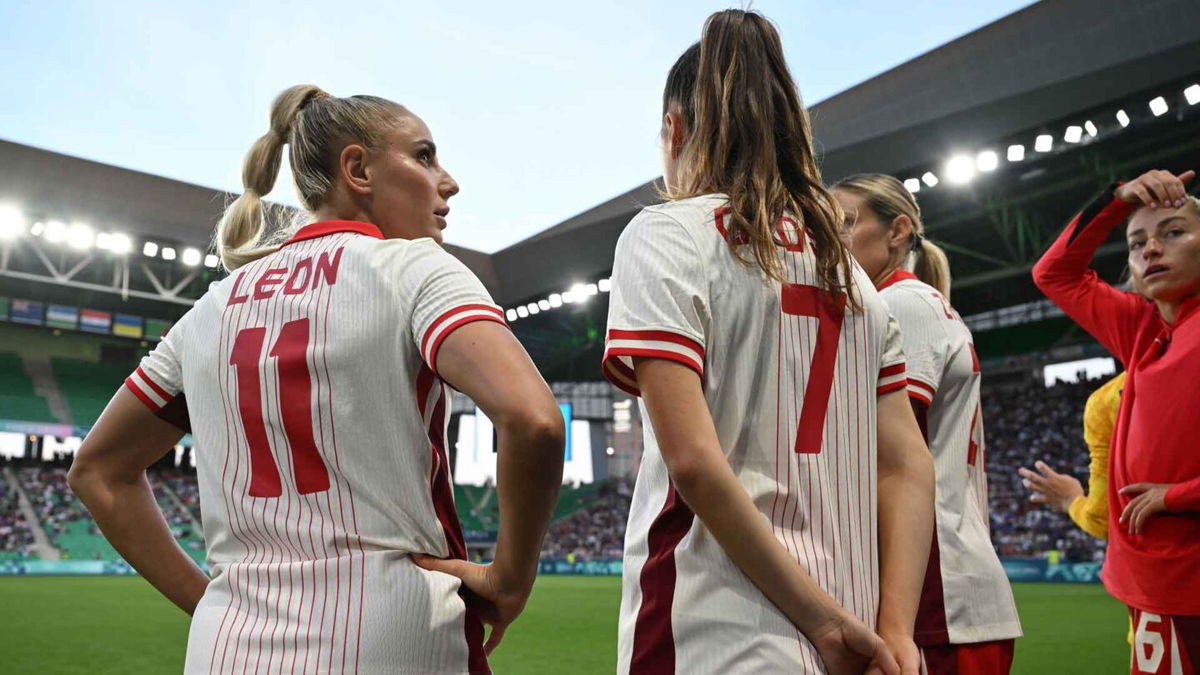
[661,10,856,306]
[216,85,407,270]
[833,173,953,298]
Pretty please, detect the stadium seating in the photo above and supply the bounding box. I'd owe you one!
[0,352,55,423]
[50,357,137,427]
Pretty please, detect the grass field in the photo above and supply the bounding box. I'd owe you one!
[0,577,1128,673]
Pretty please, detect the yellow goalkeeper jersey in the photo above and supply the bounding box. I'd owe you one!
[1068,371,1125,539]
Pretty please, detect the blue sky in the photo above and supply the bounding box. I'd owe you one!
[0,1,1034,252]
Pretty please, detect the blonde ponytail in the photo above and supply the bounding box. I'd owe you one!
[913,237,952,299]
[217,85,325,270]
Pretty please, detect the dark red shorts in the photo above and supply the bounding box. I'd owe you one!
[1130,607,1200,674]
[920,639,1015,675]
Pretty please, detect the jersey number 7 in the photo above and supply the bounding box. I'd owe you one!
[782,283,847,454]
[231,319,331,498]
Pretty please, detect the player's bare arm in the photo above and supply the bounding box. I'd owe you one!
[875,387,936,675]
[415,320,565,654]
[67,389,210,615]
[1019,460,1085,513]
[634,356,900,675]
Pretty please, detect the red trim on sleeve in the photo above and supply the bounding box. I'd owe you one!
[124,377,161,411]
[879,363,906,379]
[135,366,171,400]
[908,377,937,398]
[427,314,507,373]
[907,389,933,407]
[420,304,506,358]
[606,329,705,358]
[877,379,908,396]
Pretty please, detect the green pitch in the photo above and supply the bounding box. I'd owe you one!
[0,577,1127,673]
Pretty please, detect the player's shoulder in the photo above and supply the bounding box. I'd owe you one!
[880,277,948,321]
[625,194,728,244]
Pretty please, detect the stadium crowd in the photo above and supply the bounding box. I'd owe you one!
[0,476,36,558]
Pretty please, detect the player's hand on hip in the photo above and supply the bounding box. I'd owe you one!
[1018,461,1083,513]
[412,554,531,655]
[811,611,900,675]
[1118,483,1172,535]
[1114,169,1194,209]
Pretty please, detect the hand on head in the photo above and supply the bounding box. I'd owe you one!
[1115,169,1195,209]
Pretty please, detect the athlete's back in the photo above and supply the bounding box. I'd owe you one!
[603,195,905,672]
[128,223,501,673]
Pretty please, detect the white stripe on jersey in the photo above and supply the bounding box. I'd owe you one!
[125,366,171,410]
[420,304,506,370]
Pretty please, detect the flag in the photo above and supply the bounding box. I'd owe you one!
[80,309,112,334]
[46,305,79,330]
[112,313,143,338]
[144,318,172,341]
[10,299,44,325]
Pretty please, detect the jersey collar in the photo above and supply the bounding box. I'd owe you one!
[280,220,384,247]
[876,268,918,291]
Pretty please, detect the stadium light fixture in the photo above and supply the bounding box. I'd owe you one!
[1084,120,1098,138]
[1007,144,1025,162]
[945,155,975,185]
[921,171,939,188]
[976,150,999,172]
[67,223,95,250]
[548,293,563,308]
[585,283,599,296]
[108,234,132,255]
[606,447,615,456]
[538,299,551,311]
[30,221,45,237]
[181,247,202,266]
[903,178,921,193]
[526,302,540,315]
[568,282,588,303]
[1063,125,1083,143]
[204,254,219,268]
[95,232,113,250]
[516,306,529,318]
[1034,134,1053,152]
[598,278,611,293]
[1149,96,1168,117]
[44,220,67,244]
[161,246,177,261]
[0,204,26,239]
[1116,109,1130,127]
[505,309,518,322]
[1185,84,1200,106]
[143,241,159,257]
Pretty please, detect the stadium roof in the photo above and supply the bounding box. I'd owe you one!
[2,0,1198,377]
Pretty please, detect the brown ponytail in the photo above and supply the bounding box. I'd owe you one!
[216,85,409,270]
[661,10,855,305]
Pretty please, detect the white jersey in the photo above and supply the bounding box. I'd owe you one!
[876,270,1020,647]
[602,195,907,674]
[124,221,503,674]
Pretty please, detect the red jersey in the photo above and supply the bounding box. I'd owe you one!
[1033,188,1200,616]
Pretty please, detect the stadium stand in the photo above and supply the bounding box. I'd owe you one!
[0,351,55,424]
[50,357,137,427]
[0,474,37,560]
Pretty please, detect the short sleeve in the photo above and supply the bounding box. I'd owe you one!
[886,290,949,405]
[125,316,187,413]
[394,240,506,374]
[876,312,908,397]
[602,209,708,397]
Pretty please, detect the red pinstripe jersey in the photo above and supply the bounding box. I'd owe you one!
[876,270,1020,647]
[602,195,905,674]
[125,221,499,674]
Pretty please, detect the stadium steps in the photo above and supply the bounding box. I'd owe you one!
[0,352,55,423]
[3,466,60,561]
[19,354,72,425]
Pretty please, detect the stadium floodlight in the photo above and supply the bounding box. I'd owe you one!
[1116,109,1130,127]
[1084,120,1098,138]
[181,247,202,266]
[606,447,615,456]
[67,223,95,250]
[204,254,219,268]
[537,299,551,311]
[1007,144,1025,162]
[1063,125,1083,143]
[516,306,529,318]
[976,150,999,172]
[921,171,939,188]
[0,204,26,239]
[945,155,975,185]
[30,221,45,237]
[598,278,611,292]
[95,232,113,250]
[1185,84,1200,106]
[108,233,132,255]
[548,293,563,308]
[161,246,177,261]
[1149,96,1168,117]
[143,241,159,257]
[903,178,921,193]
[44,220,67,244]
[1034,134,1053,152]
[505,309,518,322]
[585,283,598,296]
[526,302,540,315]
[569,282,588,303]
